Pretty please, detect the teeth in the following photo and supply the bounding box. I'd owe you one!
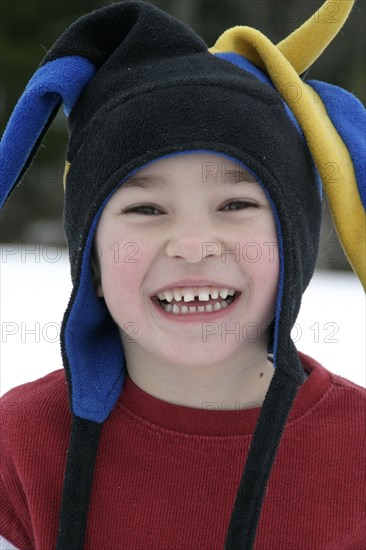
[159,295,235,314]
[156,286,236,303]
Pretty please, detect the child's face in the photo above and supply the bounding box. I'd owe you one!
[94,153,279,370]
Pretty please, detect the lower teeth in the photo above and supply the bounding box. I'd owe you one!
[158,295,235,314]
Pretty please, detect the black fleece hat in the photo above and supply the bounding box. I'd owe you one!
[1,1,365,548]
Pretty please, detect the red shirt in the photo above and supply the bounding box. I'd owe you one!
[1,351,365,549]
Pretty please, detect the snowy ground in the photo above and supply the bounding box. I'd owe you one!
[0,243,365,396]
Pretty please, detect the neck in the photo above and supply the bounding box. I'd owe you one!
[124,345,274,410]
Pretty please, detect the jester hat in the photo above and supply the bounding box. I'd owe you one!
[0,1,365,548]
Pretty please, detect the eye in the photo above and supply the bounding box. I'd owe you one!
[222,200,259,211]
[123,201,259,216]
[124,205,160,215]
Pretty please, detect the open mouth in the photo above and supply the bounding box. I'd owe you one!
[151,290,241,315]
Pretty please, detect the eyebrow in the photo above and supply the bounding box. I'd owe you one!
[120,168,258,191]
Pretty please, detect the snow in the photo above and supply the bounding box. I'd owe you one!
[0,244,365,396]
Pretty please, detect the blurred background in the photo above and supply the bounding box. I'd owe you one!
[0,0,365,393]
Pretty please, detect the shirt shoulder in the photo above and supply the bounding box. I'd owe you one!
[0,371,71,548]
[328,368,366,419]
[0,369,71,442]
[329,369,366,395]
[321,366,366,411]
[298,350,366,428]
[300,350,366,398]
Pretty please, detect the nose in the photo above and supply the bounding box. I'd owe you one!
[165,224,223,263]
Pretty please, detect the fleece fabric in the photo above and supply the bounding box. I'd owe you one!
[1,351,365,550]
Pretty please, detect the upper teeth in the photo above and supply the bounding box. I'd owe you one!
[156,287,236,303]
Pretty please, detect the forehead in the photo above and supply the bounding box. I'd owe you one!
[118,160,258,192]
[102,154,274,213]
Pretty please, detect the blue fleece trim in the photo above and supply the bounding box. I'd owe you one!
[214,52,323,198]
[306,80,366,209]
[65,196,125,422]
[67,149,283,421]
[0,56,96,208]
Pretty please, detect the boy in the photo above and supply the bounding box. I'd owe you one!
[1,1,365,549]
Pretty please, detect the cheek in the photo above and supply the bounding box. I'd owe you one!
[243,251,279,298]
[238,217,278,275]
[238,221,279,311]
[100,239,154,298]
[256,246,279,319]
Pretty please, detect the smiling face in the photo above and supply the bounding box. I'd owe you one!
[93,152,279,393]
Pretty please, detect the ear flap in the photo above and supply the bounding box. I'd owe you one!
[0,57,96,207]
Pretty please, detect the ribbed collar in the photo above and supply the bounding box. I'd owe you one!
[117,351,330,436]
